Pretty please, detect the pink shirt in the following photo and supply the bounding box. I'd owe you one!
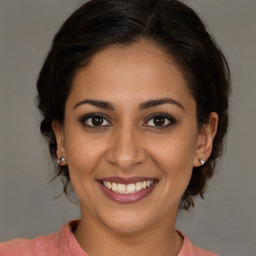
[0,220,218,256]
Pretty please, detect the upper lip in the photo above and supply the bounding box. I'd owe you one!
[98,176,158,185]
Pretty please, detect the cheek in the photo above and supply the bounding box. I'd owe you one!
[153,132,197,166]
[64,127,106,179]
[65,134,107,204]
[150,130,197,186]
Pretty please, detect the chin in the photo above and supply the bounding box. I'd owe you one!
[105,219,150,235]
[97,207,160,235]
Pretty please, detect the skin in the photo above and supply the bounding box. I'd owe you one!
[53,40,218,256]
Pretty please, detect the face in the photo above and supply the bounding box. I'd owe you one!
[53,40,216,234]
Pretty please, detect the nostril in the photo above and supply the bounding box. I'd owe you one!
[106,131,148,169]
[107,148,146,169]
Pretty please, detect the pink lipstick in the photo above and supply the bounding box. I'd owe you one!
[97,176,158,203]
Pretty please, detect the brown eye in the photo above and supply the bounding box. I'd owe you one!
[144,114,176,128]
[91,116,104,126]
[80,113,111,127]
[153,116,166,126]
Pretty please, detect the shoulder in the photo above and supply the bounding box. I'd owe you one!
[0,232,59,256]
[0,220,83,256]
[177,230,219,256]
[189,243,219,256]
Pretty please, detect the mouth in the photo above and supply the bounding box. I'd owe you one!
[101,180,155,194]
[98,177,159,203]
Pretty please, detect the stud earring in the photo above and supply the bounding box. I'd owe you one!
[199,157,205,166]
[59,157,66,164]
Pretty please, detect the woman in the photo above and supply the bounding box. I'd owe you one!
[0,0,230,255]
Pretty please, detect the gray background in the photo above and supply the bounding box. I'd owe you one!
[0,1,255,255]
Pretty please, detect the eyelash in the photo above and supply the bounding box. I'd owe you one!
[143,113,177,128]
[79,113,177,129]
[79,113,111,128]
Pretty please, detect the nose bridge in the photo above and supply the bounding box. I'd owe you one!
[108,122,146,170]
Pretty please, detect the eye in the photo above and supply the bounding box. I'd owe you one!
[143,113,176,128]
[80,113,111,127]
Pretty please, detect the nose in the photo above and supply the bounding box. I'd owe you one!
[107,126,147,170]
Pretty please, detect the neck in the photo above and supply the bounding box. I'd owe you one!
[74,210,183,256]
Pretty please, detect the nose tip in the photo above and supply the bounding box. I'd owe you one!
[107,132,147,170]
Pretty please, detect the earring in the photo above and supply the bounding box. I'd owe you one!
[199,157,205,166]
[59,157,66,164]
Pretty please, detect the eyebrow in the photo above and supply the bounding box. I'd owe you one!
[73,97,185,111]
[73,99,115,110]
[139,98,185,111]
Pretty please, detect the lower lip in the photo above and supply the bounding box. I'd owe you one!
[98,181,157,203]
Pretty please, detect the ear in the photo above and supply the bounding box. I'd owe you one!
[193,112,218,167]
[52,120,67,164]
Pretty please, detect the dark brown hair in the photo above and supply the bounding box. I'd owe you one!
[37,0,230,209]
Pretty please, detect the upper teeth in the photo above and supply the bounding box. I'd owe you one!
[102,181,154,194]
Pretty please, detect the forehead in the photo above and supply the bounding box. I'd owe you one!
[68,40,193,107]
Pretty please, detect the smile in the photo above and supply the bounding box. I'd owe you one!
[98,177,158,203]
[102,180,154,194]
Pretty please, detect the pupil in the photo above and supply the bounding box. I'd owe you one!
[92,117,103,126]
[153,117,165,126]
